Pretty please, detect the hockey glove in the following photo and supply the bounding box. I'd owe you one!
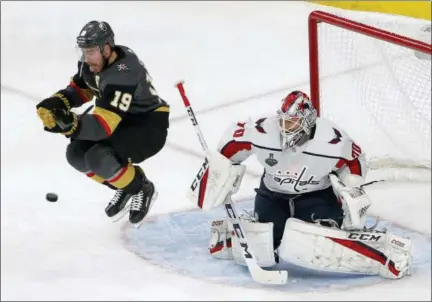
[36,93,72,129]
[44,108,79,137]
[329,173,371,230]
[188,150,246,211]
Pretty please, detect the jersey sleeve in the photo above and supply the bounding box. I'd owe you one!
[72,69,137,141]
[333,134,367,180]
[58,61,95,108]
[217,120,255,164]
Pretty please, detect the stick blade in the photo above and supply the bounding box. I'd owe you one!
[250,269,288,285]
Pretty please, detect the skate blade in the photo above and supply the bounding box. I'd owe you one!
[110,200,132,223]
[130,190,159,229]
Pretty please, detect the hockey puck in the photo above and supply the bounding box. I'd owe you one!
[46,193,58,202]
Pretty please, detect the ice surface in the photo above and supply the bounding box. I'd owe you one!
[1,1,430,300]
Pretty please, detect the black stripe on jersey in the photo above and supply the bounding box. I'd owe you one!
[302,151,343,160]
[252,143,283,152]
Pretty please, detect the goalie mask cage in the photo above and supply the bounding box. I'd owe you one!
[308,10,431,182]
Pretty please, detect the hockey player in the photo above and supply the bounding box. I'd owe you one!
[190,91,412,279]
[36,21,169,226]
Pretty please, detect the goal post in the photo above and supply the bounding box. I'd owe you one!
[308,10,431,182]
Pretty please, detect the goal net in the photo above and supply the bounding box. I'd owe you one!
[308,10,431,182]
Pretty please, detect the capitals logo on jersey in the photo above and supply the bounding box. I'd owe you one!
[272,166,320,192]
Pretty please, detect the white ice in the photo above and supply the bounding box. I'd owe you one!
[1,1,430,300]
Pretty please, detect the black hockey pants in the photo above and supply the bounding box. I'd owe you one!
[254,176,344,249]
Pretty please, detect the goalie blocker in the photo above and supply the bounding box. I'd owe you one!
[188,150,245,211]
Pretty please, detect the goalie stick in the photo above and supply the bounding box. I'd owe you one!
[175,81,288,285]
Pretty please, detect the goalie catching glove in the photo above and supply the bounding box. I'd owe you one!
[187,150,246,210]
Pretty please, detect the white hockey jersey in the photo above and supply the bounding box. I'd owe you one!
[217,116,367,195]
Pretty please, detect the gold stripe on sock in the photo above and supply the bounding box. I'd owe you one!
[107,164,136,189]
[86,172,106,184]
[90,174,105,184]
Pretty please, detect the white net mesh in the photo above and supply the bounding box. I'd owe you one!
[313,11,431,181]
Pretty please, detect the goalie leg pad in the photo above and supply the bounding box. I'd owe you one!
[379,233,412,279]
[209,218,276,267]
[209,218,233,260]
[230,219,276,268]
[279,218,412,279]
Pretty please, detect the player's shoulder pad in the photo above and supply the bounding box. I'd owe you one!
[217,118,253,149]
[217,116,276,148]
[100,45,143,90]
[307,118,361,160]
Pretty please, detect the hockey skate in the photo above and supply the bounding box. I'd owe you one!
[105,189,133,222]
[129,179,158,228]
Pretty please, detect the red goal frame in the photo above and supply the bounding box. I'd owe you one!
[308,10,432,117]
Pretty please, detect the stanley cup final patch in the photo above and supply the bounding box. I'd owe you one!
[265,153,278,166]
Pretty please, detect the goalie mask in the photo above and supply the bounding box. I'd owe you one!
[277,91,317,149]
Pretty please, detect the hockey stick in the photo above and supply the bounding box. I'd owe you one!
[55,104,94,131]
[175,81,288,285]
[80,104,95,116]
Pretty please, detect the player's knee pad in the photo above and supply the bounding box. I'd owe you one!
[279,218,412,279]
[209,217,276,267]
[66,141,89,173]
[84,144,122,179]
